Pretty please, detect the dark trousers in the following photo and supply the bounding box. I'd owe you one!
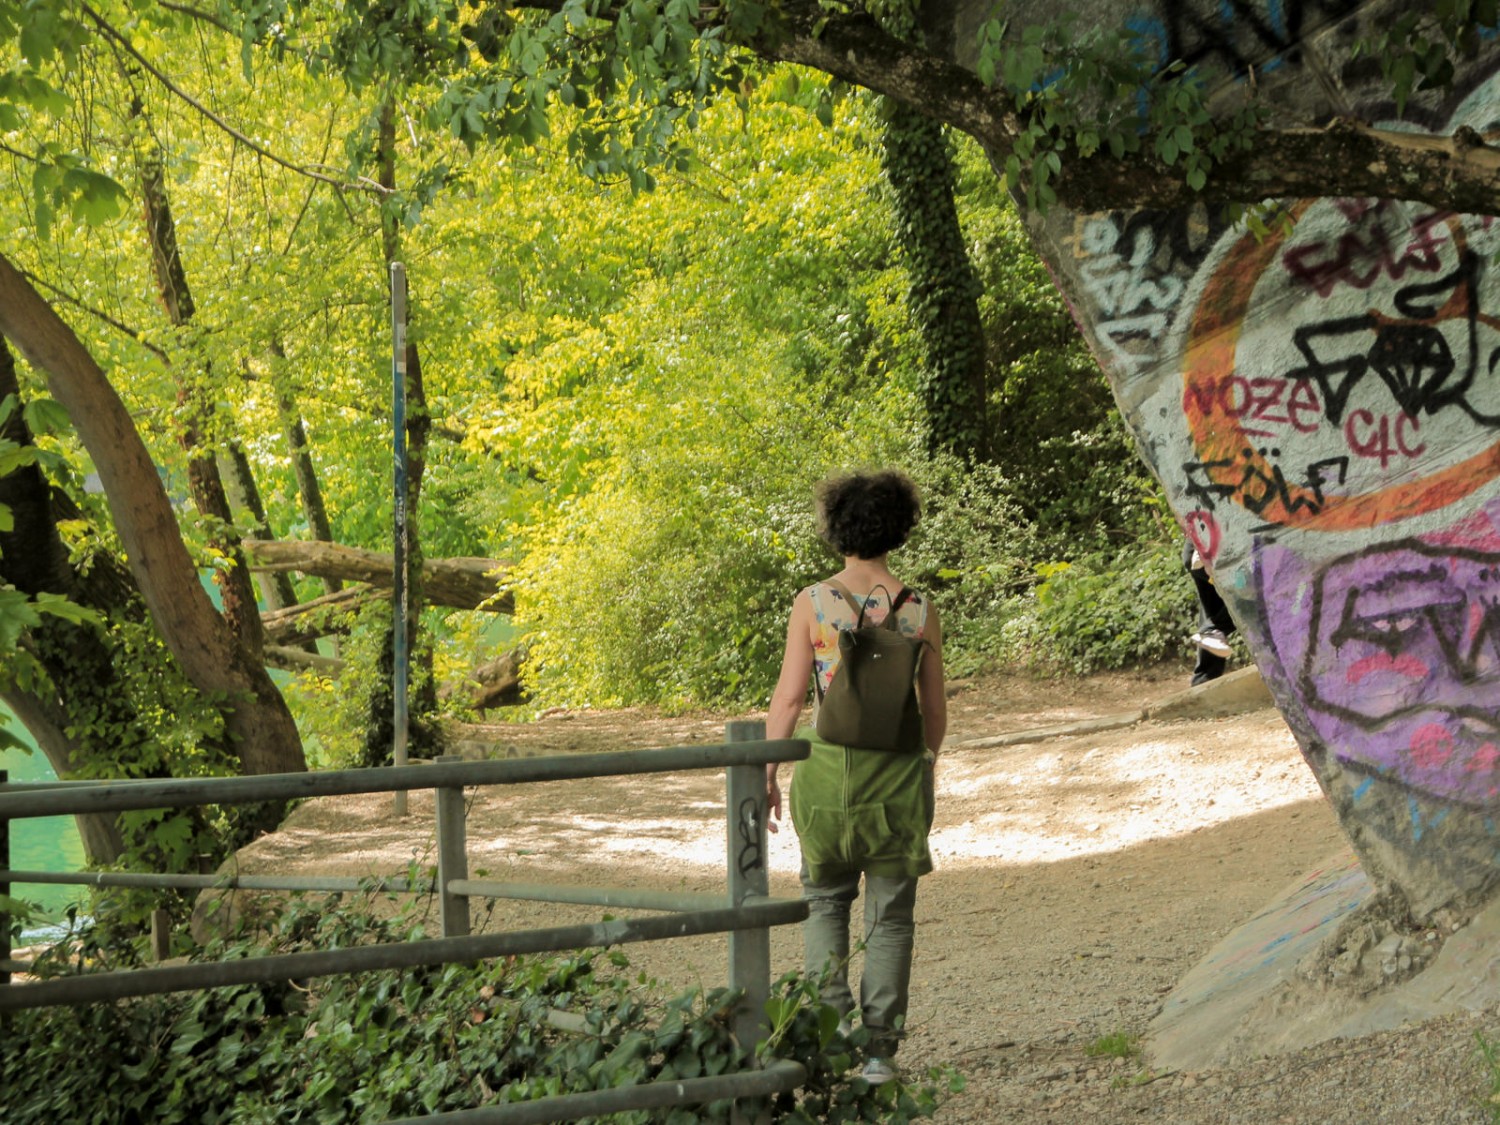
[1185,540,1236,685]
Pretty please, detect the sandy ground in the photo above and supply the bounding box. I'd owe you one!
[228,666,1500,1123]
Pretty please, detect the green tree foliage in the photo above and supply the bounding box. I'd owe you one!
[0,0,1178,766]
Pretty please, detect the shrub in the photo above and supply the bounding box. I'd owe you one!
[1007,538,1195,675]
[0,893,959,1124]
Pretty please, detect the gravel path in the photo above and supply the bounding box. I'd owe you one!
[230,668,1500,1123]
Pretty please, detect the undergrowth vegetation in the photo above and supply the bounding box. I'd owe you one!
[0,892,960,1124]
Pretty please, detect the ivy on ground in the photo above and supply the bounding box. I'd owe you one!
[1,891,961,1123]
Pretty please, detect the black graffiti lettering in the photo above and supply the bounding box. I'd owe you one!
[1282,251,1500,428]
[1369,323,1458,417]
[1285,314,1379,425]
[1235,454,1294,516]
[1116,204,1237,275]
[1303,456,1350,509]
[1182,458,1237,509]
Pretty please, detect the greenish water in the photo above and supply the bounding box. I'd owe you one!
[1,712,88,927]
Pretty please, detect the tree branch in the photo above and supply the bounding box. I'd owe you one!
[747,2,1500,215]
[78,1,383,196]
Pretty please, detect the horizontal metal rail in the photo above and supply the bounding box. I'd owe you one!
[0,740,808,820]
[450,879,724,913]
[0,870,726,924]
[382,1057,808,1125]
[1,870,434,895]
[0,896,806,1011]
[0,871,727,915]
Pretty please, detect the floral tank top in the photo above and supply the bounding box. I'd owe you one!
[805,581,929,697]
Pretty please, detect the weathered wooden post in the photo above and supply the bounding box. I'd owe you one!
[434,756,471,938]
[725,720,772,1125]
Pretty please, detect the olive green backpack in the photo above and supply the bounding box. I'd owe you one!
[813,580,928,753]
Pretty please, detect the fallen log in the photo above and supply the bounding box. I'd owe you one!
[243,539,513,613]
[263,645,343,676]
[260,586,381,645]
[439,646,528,711]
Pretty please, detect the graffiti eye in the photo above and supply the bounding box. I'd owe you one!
[1334,610,1427,653]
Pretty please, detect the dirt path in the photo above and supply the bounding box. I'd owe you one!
[233,667,1500,1123]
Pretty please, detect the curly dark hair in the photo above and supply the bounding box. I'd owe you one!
[814,469,922,559]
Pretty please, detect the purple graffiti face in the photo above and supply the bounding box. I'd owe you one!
[1300,542,1500,805]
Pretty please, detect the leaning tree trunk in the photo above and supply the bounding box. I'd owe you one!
[0,338,226,865]
[0,339,125,862]
[0,254,305,780]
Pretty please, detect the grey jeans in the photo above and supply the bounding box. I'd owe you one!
[800,864,919,1059]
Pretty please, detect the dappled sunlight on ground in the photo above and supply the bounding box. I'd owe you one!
[931,713,1324,868]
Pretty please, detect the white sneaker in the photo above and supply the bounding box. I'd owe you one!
[861,1057,896,1085]
[1191,628,1231,657]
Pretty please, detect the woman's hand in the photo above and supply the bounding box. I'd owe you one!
[766,764,783,833]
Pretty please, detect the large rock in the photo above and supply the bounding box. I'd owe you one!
[938,0,1500,922]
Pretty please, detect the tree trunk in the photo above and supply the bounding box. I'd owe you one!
[880,99,989,461]
[0,690,124,863]
[359,97,440,766]
[0,254,305,779]
[270,340,342,597]
[0,340,129,863]
[220,441,302,616]
[138,144,266,661]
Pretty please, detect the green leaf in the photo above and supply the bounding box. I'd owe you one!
[0,587,42,649]
[22,397,69,436]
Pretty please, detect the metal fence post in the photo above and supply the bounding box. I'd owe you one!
[1,768,9,986]
[434,756,470,938]
[725,722,771,1072]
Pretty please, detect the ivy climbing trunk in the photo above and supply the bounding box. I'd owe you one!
[361,97,438,766]
[879,98,989,461]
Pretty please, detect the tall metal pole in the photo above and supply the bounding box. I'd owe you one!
[1,769,9,986]
[391,263,410,817]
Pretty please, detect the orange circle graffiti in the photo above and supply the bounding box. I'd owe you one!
[1181,207,1500,530]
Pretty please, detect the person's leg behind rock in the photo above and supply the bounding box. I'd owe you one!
[858,873,918,1058]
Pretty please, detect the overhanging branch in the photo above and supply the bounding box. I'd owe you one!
[745,3,1500,216]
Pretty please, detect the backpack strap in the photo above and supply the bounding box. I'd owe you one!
[823,579,912,629]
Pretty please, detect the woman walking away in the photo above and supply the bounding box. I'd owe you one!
[765,469,947,1087]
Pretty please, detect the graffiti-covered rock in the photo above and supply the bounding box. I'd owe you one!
[977,0,1500,922]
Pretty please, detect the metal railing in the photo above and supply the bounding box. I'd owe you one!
[0,721,811,1123]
